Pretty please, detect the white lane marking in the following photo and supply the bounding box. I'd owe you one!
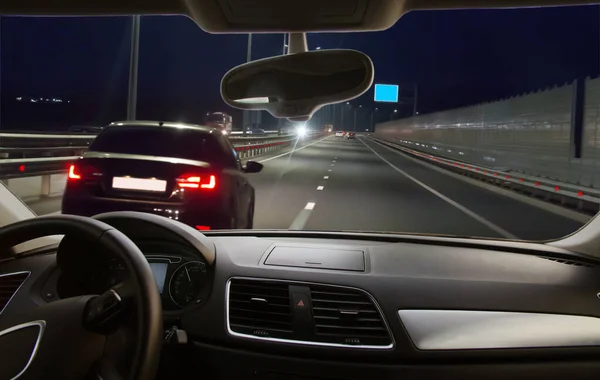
[324,176,329,179]
[332,160,336,162]
[359,138,517,239]
[258,136,331,163]
[371,139,590,224]
[330,164,335,167]
[290,204,316,230]
[328,169,332,172]
[317,186,324,190]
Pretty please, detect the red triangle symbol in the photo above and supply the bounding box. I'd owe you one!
[297,300,305,307]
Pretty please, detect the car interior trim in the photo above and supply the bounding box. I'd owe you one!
[398,309,600,350]
[225,276,395,350]
[146,255,183,264]
[0,271,31,315]
[0,320,46,380]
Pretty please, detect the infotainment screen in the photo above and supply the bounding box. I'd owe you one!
[148,262,168,293]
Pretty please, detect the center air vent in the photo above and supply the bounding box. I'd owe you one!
[227,278,393,349]
[228,279,293,339]
[0,272,30,314]
[310,284,393,347]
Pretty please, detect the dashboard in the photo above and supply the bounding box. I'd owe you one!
[4,214,600,379]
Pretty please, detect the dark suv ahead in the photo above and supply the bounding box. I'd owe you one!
[62,121,262,230]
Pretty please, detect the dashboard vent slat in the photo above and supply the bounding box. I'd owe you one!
[0,272,29,314]
[229,279,293,339]
[310,284,392,347]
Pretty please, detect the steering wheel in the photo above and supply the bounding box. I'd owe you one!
[0,215,162,380]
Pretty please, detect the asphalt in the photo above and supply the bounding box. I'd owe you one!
[23,135,588,241]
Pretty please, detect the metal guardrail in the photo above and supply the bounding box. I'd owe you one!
[0,131,321,179]
[370,136,600,215]
[0,131,286,151]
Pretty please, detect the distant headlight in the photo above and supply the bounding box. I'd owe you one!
[297,126,307,136]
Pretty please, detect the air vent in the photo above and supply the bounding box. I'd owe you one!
[310,284,392,347]
[228,279,293,339]
[227,278,394,349]
[539,256,597,268]
[0,272,30,314]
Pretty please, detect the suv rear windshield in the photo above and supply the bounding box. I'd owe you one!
[90,125,227,163]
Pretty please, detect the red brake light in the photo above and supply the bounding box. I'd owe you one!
[176,174,216,190]
[195,225,211,231]
[68,165,81,180]
[68,163,101,180]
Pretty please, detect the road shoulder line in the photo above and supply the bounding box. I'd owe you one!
[368,138,589,224]
[359,138,517,239]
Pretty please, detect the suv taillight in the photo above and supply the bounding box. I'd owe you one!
[176,174,216,190]
[68,164,101,180]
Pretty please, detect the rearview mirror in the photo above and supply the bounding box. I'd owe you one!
[221,49,374,121]
[244,161,263,173]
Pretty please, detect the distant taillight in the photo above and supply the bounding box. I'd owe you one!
[176,174,216,190]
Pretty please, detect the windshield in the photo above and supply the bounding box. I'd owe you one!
[0,8,596,241]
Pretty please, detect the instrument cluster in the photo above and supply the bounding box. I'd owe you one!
[53,240,211,312]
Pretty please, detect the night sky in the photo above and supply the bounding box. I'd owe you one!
[0,4,598,130]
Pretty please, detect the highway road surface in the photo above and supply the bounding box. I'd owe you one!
[17,135,588,241]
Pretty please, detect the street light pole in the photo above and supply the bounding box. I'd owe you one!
[127,15,141,120]
[413,83,418,116]
[243,34,252,135]
[278,33,287,135]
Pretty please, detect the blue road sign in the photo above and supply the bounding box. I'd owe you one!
[374,84,399,103]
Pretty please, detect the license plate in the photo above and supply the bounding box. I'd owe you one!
[112,177,167,192]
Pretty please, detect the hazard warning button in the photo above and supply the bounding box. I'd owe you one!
[291,291,312,323]
[292,293,309,309]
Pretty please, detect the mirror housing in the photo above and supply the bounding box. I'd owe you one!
[244,161,263,173]
[221,49,374,120]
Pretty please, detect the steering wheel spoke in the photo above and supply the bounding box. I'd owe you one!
[83,289,127,334]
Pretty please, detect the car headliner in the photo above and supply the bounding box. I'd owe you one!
[0,0,596,33]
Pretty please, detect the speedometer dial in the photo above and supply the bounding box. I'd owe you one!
[168,261,208,308]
